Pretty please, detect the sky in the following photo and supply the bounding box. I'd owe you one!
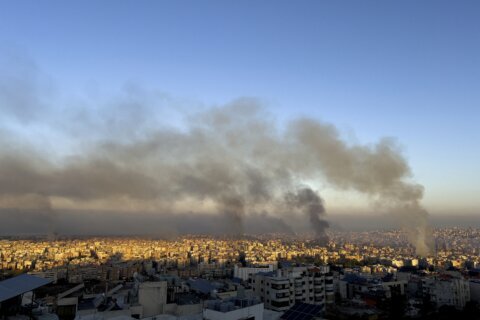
[0,0,479,225]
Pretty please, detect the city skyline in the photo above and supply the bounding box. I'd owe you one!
[1,2,480,319]
[0,0,479,243]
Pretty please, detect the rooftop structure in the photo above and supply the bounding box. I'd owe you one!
[0,274,52,302]
[280,303,323,320]
[203,297,264,320]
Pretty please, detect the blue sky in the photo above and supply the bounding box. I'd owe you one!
[0,0,479,214]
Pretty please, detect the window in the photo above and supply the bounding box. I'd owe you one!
[271,283,286,290]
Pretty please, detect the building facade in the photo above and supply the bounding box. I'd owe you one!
[251,266,331,312]
[422,276,470,309]
[234,264,276,281]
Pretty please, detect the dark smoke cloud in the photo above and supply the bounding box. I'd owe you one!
[285,188,329,244]
[287,119,433,254]
[0,209,294,237]
[0,56,433,254]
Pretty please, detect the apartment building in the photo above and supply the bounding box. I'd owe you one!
[250,266,331,312]
[422,275,470,309]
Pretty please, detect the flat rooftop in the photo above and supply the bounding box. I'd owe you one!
[0,274,52,302]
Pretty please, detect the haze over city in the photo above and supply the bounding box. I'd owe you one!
[1,1,479,241]
[0,2,479,319]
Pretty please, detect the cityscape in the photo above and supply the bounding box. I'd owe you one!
[1,229,479,319]
[0,1,479,320]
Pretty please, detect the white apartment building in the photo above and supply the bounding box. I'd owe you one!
[250,266,332,312]
[234,264,276,281]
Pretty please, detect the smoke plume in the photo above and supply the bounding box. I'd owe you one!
[0,56,433,254]
[285,188,329,245]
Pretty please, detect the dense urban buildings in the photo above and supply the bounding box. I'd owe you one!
[1,228,480,319]
[2,0,479,319]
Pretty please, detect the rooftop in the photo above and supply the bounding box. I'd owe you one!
[0,274,52,302]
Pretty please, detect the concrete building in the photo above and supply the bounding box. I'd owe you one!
[251,266,330,313]
[422,275,470,309]
[336,273,407,306]
[138,281,168,317]
[203,297,264,320]
[234,264,276,281]
[28,270,59,284]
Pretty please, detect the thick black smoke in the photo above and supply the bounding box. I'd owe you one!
[285,188,329,244]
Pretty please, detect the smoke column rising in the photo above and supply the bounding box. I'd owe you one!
[285,188,329,245]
